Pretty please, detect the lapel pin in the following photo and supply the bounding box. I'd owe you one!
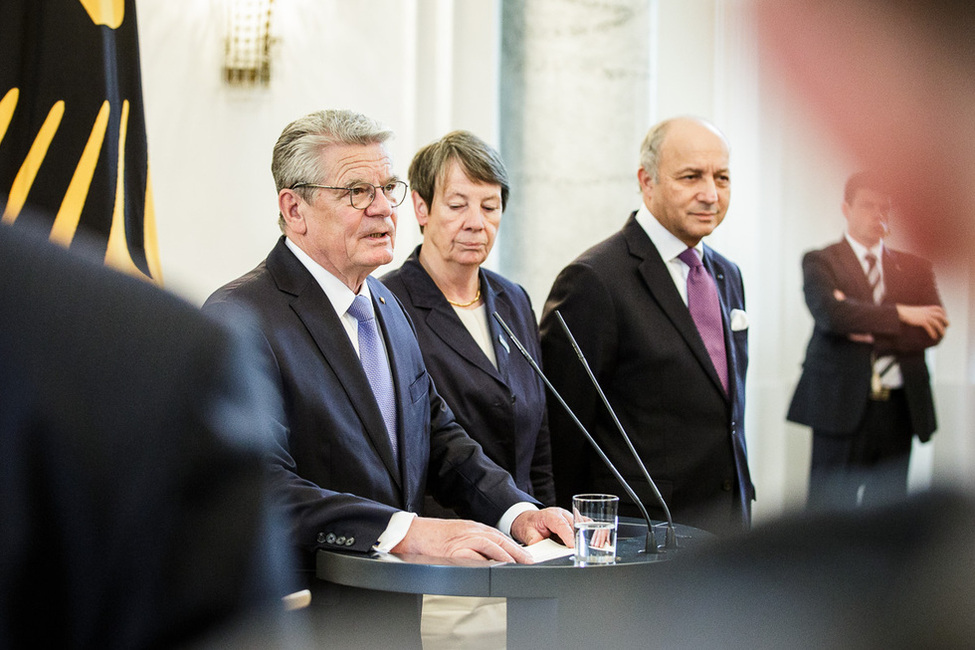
[379,297,386,304]
[499,335,510,354]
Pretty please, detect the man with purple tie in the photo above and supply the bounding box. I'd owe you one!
[541,116,754,536]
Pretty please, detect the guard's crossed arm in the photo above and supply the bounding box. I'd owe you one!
[895,304,949,341]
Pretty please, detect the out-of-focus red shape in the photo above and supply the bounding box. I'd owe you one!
[751,0,975,264]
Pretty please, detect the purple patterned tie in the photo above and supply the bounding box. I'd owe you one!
[347,294,399,460]
[678,248,728,393]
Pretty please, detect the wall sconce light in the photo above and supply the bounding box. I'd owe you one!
[224,0,275,86]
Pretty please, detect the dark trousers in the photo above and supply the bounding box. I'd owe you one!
[808,389,914,511]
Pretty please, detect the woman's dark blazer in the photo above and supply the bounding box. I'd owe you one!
[381,246,556,514]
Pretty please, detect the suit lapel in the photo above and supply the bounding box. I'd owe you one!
[483,277,514,384]
[403,258,504,383]
[702,247,736,401]
[836,240,873,300]
[426,303,503,382]
[624,218,727,397]
[369,277,427,494]
[268,241,401,486]
[880,248,906,304]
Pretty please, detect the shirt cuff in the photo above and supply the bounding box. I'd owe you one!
[496,502,539,538]
[373,511,418,553]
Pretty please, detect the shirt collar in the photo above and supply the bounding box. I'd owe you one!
[844,232,884,264]
[635,202,704,263]
[284,236,372,317]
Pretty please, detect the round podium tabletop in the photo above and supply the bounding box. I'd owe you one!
[317,519,709,596]
[316,519,714,647]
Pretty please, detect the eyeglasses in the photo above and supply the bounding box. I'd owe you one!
[290,180,409,209]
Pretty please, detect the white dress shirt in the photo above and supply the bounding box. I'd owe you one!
[453,304,498,368]
[634,202,705,305]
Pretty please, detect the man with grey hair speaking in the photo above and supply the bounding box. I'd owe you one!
[204,109,573,646]
[541,116,754,537]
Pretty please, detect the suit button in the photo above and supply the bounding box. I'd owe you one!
[345,537,355,546]
[722,479,734,492]
[326,533,337,544]
[317,532,327,544]
[510,394,517,404]
[336,536,346,545]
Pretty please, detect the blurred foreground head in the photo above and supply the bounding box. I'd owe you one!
[753,0,975,262]
[0,221,308,648]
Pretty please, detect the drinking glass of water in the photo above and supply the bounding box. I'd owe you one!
[572,493,619,565]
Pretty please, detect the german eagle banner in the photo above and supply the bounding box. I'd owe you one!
[0,0,162,282]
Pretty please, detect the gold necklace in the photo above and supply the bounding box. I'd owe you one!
[446,288,481,308]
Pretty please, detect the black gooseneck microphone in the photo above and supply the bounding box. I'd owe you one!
[492,311,660,554]
[553,310,678,549]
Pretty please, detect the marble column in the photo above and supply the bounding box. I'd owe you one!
[499,0,654,309]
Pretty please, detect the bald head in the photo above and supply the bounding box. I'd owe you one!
[637,117,732,247]
[640,117,729,183]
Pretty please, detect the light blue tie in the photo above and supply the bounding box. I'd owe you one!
[347,294,399,460]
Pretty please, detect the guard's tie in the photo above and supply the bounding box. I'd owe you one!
[347,294,399,460]
[865,252,896,398]
[864,253,883,304]
[678,247,728,393]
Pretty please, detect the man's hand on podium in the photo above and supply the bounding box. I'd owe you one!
[511,507,575,549]
[391,517,535,563]
[388,507,574,564]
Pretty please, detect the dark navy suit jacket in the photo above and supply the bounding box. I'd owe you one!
[381,247,556,514]
[541,213,753,536]
[787,239,941,440]
[203,237,535,562]
[0,224,294,648]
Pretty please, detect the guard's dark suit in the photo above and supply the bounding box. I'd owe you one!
[787,239,942,506]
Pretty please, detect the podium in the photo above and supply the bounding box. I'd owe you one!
[316,519,713,647]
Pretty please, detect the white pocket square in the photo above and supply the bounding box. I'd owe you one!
[730,309,749,332]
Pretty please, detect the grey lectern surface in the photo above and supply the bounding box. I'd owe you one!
[316,519,714,648]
